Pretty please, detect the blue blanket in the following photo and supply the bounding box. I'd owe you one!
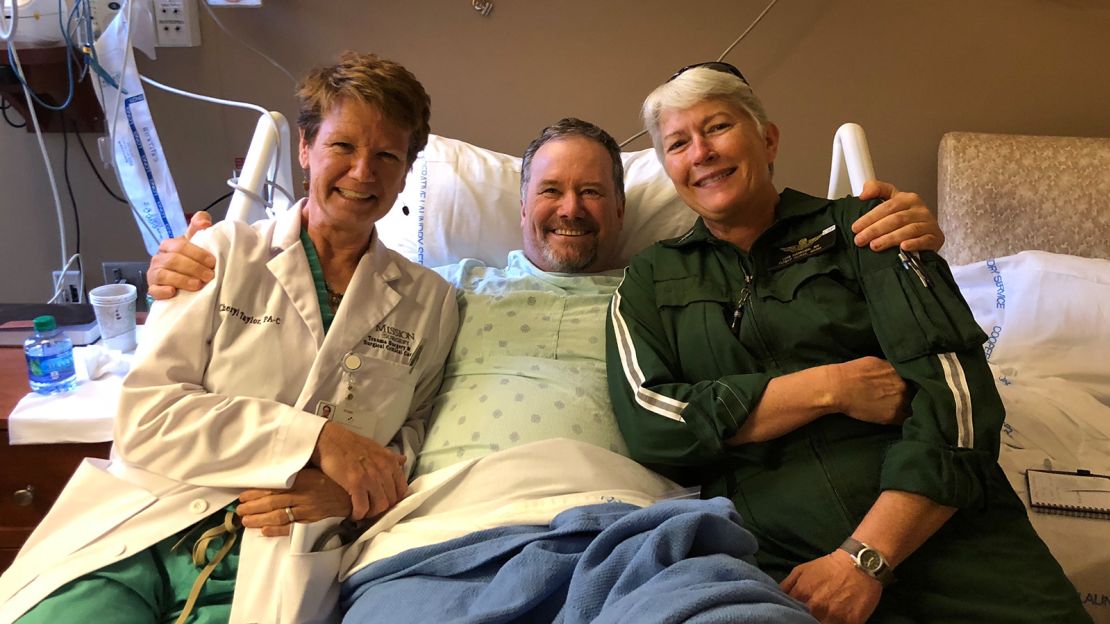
[341,497,815,623]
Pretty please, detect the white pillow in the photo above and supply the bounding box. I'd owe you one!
[950,251,1110,405]
[376,135,697,269]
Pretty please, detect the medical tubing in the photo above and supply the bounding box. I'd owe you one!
[48,253,83,303]
[61,115,85,271]
[200,0,297,87]
[616,0,780,149]
[105,0,135,160]
[0,0,17,42]
[72,123,129,202]
[221,178,292,210]
[202,190,234,212]
[1,98,26,127]
[7,44,71,273]
[138,73,286,202]
[265,179,294,204]
[5,43,77,111]
[226,181,269,209]
[65,0,92,82]
[1,0,81,112]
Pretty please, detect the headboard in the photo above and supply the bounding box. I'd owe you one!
[937,131,1110,266]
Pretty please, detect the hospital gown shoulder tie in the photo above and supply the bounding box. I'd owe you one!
[170,509,243,624]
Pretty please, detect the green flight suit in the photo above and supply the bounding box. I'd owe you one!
[607,189,1088,623]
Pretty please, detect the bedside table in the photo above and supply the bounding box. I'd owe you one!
[0,347,111,573]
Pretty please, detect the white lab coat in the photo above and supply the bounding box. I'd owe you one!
[0,202,459,624]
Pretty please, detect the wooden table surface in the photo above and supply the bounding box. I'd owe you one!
[0,346,33,428]
[0,345,112,572]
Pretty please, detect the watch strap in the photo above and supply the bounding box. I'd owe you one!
[839,537,895,586]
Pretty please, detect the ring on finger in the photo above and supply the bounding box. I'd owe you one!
[284,506,295,524]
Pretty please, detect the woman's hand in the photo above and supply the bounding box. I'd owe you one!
[852,181,945,253]
[832,356,912,426]
[237,468,351,537]
[781,551,882,624]
[311,421,408,520]
[146,211,217,300]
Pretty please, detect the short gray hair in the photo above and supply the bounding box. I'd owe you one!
[520,118,625,204]
[641,67,769,160]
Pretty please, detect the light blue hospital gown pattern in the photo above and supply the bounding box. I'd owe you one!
[414,251,628,476]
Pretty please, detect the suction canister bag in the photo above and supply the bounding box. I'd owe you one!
[93,1,187,255]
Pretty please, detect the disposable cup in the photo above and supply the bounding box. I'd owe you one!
[90,283,138,352]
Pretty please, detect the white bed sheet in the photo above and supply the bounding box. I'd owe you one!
[953,252,1110,622]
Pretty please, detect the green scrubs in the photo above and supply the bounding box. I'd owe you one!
[607,189,1089,622]
[19,229,338,624]
[16,509,240,624]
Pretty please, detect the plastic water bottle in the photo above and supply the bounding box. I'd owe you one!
[24,315,77,395]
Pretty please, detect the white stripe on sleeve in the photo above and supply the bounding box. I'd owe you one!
[937,352,974,448]
[610,288,688,423]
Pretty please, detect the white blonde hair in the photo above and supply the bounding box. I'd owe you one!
[641,67,770,160]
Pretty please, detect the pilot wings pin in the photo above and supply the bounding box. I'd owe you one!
[771,225,837,270]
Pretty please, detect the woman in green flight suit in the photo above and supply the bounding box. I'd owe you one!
[606,62,1089,623]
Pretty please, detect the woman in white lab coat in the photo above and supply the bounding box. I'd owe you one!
[0,52,459,624]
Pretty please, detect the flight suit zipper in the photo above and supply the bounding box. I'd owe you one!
[729,270,753,336]
[730,252,781,371]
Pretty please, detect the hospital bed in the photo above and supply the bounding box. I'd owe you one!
[9,121,1107,621]
[938,131,1110,623]
[358,128,1110,622]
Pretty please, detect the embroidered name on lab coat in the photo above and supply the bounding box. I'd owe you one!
[771,225,837,270]
[218,303,282,326]
[363,322,420,362]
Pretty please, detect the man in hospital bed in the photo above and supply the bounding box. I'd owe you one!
[147,118,944,621]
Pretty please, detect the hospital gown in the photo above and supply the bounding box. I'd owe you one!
[415,251,627,475]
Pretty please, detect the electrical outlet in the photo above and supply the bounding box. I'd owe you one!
[153,0,201,47]
[102,261,151,311]
[51,270,83,303]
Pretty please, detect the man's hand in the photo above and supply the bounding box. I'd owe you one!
[147,211,217,300]
[311,422,407,520]
[237,468,351,537]
[831,356,911,426]
[852,181,945,253]
[781,551,882,624]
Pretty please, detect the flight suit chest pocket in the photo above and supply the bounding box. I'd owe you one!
[759,253,859,304]
[654,278,731,308]
[653,278,733,351]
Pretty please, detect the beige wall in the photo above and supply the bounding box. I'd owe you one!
[2,0,1108,301]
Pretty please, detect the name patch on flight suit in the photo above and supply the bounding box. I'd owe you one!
[770,225,837,270]
[362,322,422,366]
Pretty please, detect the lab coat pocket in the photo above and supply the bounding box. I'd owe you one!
[331,356,419,443]
[279,517,346,624]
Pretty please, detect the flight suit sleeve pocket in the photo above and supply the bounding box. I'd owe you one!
[862,252,988,362]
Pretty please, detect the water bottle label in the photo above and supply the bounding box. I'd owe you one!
[27,353,76,383]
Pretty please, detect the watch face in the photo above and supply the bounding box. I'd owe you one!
[859,549,883,572]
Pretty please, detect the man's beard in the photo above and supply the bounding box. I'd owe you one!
[541,239,598,273]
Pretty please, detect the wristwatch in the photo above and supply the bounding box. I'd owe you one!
[839,537,895,586]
